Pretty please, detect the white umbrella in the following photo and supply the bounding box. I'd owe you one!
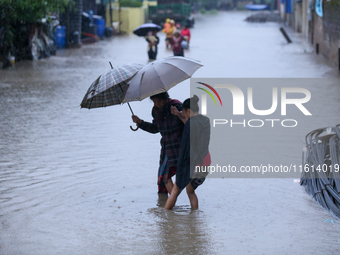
[122,57,203,103]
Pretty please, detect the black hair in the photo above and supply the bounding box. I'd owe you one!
[183,95,199,112]
[150,92,170,101]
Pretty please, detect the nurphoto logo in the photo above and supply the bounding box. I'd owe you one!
[196,81,312,128]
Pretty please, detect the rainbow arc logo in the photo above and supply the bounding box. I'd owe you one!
[196,82,223,106]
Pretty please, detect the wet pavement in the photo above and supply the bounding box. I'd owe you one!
[1,11,340,255]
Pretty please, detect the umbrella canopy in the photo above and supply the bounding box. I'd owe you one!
[133,23,162,37]
[123,57,203,103]
[81,63,144,109]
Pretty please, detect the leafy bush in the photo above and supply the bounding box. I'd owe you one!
[200,7,207,14]
[208,9,218,14]
[120,0,143,8]
[1,0,72,22]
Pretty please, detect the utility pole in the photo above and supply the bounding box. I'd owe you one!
[118,0,121,33]
[109,0,113,28]
[66,6,70,47]
[271,0,275,11]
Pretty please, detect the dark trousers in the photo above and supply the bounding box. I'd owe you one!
[173,48,184,57]
[148,49,157,60]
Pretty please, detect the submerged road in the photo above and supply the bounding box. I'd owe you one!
[1,11,340,254]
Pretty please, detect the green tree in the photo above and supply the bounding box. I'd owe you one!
[0,0,73,21]
[120,0,142,7]
[0,0,73,55]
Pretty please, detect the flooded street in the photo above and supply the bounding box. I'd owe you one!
[1,11,340,254]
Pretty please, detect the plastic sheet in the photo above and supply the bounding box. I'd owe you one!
[300,125,340,218]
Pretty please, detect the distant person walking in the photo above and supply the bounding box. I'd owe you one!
[180,25,191,45]
[170,20,177,35]
[145,30,159,61]
[170,31,184,57]
[163,18,172,49]
[164,95,211,210]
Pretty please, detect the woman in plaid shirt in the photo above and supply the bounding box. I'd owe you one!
[132,92,187,194]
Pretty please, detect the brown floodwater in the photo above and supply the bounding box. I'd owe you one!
[1,11,340,254]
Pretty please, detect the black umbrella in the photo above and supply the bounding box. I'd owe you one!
[133,23,162,37]
[80,62,144,131]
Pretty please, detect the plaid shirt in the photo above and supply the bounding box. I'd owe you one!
[139,99,184,167]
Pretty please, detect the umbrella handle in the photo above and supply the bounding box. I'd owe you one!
[130,124,139,131]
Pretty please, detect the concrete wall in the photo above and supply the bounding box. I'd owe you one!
[143,0,158,6]
[301,0,309,39]
[294,2,302,32]
[312,1,340,66]
[105,5,148,33]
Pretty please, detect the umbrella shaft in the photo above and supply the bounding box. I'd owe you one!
[109,61,135,115]
[127,102,134,115]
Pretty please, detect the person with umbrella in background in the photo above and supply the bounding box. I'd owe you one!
[133,23,161,61]
[131,92,187,194]
[145,30,159,61]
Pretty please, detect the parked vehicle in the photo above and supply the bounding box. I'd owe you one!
[149,1,195,28]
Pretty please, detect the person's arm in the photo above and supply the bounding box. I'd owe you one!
[171,105,187,124]
[145,37,153,47]
[139,119,159,133]
[171,120,191,194]
[132,115,159,133]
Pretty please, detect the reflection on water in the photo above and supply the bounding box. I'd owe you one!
[149,205,212,255]
[1,11,340,255]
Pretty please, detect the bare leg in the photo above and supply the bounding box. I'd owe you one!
[165,178,174,195]
[157,193,168,207]
[186,184,198,209]
[164,183,181,210]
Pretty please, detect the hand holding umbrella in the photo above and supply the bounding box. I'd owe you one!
[131,115,143,126]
